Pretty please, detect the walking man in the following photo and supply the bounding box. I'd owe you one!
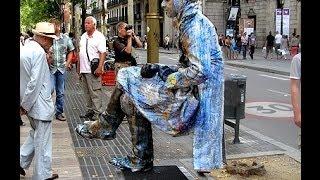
[290,52,301,148]
[265,31,275,59]
[241,32,248,59]
[78,16,107,121]
[20,22,58,180]
[49,18,75,121]
[164,34,170,50]
[248,32,256,60]
[274,31,282,59]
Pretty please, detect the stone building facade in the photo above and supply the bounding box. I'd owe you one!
[74,0,300,48]
[239,0,301,48]
[203,0,301,48]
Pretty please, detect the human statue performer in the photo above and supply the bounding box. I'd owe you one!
[75,0,224,174]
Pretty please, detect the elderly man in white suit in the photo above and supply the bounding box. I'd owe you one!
[20,22,59,180]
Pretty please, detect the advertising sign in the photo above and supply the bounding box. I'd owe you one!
[282,8,290,36]
[243,18,254,36]
[275,9,282,33]
[228,7,239,21]
[226,29,234,37]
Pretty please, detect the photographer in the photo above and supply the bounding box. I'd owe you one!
[113,22,142,75]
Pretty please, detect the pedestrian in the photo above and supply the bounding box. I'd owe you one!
[235,33,242,56]
[224,35,231,59]
[248,32,256,60]
[49,18,75,121]
[280,35,290,60]
[76,0,224,175]
[290,52,301,148]
[68,32,79,66]
[264,31,275,59]
[113,21,142,75]
[241,32,248,59]
[143,35,147,49]
[220,34,229,59]
[290,52,301,128]
[164,34,170,50]
[230,36,237,60]
[290,34,300,57]
[274,31,282,59]
[20,22,59,180]
[78,16,107,121]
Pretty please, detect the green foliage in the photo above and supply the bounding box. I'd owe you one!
[20,0,60,32]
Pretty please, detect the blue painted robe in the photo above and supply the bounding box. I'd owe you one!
[117,1,224,170]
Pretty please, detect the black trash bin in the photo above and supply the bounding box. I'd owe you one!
[224,74,247,119]
[223,74,247,145]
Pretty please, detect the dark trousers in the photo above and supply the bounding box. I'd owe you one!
[164,44,170,50]
[105,87,154,163]
[242,45,247,59]
[249,45,255,59]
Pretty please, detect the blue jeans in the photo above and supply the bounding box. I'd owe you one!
[51,71,65,116]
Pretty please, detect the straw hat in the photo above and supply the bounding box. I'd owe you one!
[32,22,57,39]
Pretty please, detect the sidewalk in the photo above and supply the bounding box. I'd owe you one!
[136,47,292,76]
[20,68,300,179]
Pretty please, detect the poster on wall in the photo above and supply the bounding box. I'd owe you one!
[228,7,239,21]
[243,18,254,36]
[226,29,234,37]
[275,9,282,33]
[282,8,290,36]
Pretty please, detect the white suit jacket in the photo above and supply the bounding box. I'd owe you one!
[20,41,54,121]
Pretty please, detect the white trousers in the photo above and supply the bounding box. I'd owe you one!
[20,116,52,180]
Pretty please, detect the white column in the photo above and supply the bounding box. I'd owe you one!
[128,0,134,25]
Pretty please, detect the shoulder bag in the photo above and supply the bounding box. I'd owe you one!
[86,38,100,77]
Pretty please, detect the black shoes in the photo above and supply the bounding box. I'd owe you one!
[56,114,67,121]
[19,166,59,179]
[45,173,59,180]
[109,156,153,172]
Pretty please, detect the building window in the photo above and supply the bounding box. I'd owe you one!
[277,0,284,8]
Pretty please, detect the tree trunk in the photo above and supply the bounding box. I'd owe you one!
[81,0,87,34]
[101,0,106,35]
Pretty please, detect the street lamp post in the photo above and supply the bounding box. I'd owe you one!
[146,0,160,63]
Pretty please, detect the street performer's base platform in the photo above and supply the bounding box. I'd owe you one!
[122,166,188,180]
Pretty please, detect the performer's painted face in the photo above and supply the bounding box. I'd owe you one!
[161,0,179,18]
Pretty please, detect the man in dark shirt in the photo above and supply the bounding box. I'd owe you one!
[113,22,142,75]
[265,31,275,59]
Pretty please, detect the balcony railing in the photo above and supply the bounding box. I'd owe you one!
[119,0,128,4]
[107,0,119,8]
[119,16,128,22]
[107,17,119,24]
[107,0,127,8]
[92,7,102,14]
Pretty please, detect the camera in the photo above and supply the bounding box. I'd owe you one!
[125,24,133,31]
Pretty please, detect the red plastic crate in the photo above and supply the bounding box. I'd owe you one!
[101,70,116,86]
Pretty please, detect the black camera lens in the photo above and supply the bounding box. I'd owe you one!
[125,24,133,31]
